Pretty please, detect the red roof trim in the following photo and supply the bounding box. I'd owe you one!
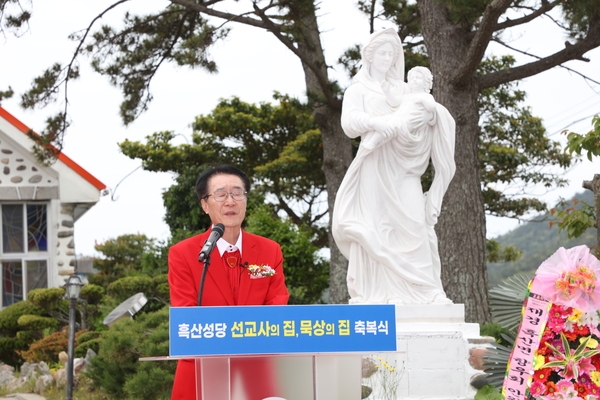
[0,106,107,191]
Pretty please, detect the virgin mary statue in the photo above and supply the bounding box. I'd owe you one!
[332,28,456,305]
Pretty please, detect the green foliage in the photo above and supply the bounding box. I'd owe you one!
[0,86,14,103]
[123,367,173,400]
[89,234,164,287]
[17,315,59,332]
[76,337,101,358]
[0,300,46,336]
[474,384,503,400]
[26,287,66,311]
[0,336,29,367]
[565,115,600,162]
[561,0,600,38]
[441,0,491,26]
[0,0,32,32]
[85,6,227,125]
[479,323,511,347]
[75,330,102,358]
[86,307,174,399]
[245,204,329,304]
[550,198,596,240]
[486,239,522,263]
[119,94,326,240]
[106,275,155,302]
[479,56,571,218]
[80,284,106,305]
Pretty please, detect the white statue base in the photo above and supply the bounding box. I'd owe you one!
[363,304,487,400]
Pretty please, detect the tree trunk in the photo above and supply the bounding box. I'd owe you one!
[293,6,353,304]
[583,174,600,246]
[418,0,491,323]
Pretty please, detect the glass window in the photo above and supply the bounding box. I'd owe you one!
[2,204,24,253]
[1,203,49,307]
[2,204,47,253]
[27,204,48,252]
[2,260,23,306]
[27,260,48,292]
[1,260,48,307]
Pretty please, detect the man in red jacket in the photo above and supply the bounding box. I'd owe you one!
[168,164,290,399]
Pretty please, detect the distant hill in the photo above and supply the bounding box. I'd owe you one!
[487,190,597,288]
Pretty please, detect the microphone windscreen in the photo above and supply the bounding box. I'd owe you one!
[213,223,225,236]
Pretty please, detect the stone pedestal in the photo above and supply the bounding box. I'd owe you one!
[363,304,488,400]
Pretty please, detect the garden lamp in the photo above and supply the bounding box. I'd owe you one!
[65,274,83,400]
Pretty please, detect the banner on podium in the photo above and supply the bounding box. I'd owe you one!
[169,304,396,357]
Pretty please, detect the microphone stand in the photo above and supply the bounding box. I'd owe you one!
[198,253,211,306]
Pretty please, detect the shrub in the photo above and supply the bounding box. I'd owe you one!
[0,301,46,336]
[27,288,66,311]
[107,276,154,302]
[17,315,59,332]
[0,336,29,367]
[18,330,67,363]
[80,284,105,305]
[86,306,174,399]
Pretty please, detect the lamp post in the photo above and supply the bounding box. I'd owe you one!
[65,274,83,400]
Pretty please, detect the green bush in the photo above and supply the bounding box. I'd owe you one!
[0,301,46,336]
[80,284,105,305]
[0,336,29,367]
[75,330,102,357]
[107,276,154,302]
[27,288,66,311]
[480,322,511,346]
[75,337,101,358]
[86,306,174,399]
[17,315,59,332]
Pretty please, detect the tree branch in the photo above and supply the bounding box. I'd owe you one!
[168,0,336,107]
[169,0,273,30]
[491,38,600,86]
[479,14,600,90]
[250,3,337,107]
[453,0,513,86]
[494,0,560,31]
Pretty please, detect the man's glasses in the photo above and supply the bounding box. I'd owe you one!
[205,190,247,202]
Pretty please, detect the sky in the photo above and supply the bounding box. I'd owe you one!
[0,0,598,257]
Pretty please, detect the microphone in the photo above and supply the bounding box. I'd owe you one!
[198,223,225,262]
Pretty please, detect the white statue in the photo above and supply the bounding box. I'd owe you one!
[332,28,456,305]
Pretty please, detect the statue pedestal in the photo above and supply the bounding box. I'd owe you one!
[364,304,484,400]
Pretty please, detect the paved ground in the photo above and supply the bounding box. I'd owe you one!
[0,394,46,400]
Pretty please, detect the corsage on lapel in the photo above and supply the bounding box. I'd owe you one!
[247,264,275,279]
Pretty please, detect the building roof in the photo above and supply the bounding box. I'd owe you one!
[0,106,106,191]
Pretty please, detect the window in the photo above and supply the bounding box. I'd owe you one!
[1,203,49,307]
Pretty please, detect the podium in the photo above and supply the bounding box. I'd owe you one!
[154,304,397,400]
[193,353,362,399]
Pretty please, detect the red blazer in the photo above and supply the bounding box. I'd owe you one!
[168,229,289,399]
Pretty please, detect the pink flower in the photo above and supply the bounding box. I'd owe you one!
[577,356,596,377]
[531,246,600,313]
[530,379,547,396]
[554,379,578,399]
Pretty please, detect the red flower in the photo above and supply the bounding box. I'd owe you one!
[545,381,558,394]
[537,343,551,356]
[533,368,552,383]
[572,323,591,336]
[563,330,578,341]
[575,382,589,397]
